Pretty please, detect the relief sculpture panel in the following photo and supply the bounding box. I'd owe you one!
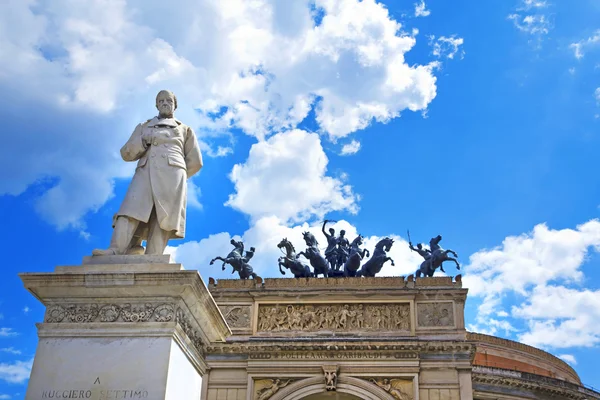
[368,378,414,400]
[257,303,410,333]
[219,304,252,329]
[416,302,454,327]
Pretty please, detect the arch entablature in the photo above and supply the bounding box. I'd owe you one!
[270,375,395,400]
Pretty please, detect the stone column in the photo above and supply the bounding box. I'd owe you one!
[20,255,230,400]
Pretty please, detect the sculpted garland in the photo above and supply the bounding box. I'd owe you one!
[44,302,205,355]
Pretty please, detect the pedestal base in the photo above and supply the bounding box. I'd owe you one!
[20,256,230,400]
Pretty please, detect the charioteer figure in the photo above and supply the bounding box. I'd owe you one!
[336,229,350,271]
[322,220,339,270]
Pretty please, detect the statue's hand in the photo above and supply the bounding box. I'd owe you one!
[141,131,155,147]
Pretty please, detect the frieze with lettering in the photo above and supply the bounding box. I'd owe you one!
[257,303,410,333]
[249,351,418,360]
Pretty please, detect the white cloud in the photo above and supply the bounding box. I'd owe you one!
[0,358,32,384]
[595,87,600,104]
[0,329,17,338]
[429,35,465,59]
[464,220,600,347]
[414,1,430,17]
[558,354,577,365]
[508,0,551,40]
[570,30,600,59]
[0,395,10,399]
[513,285,600,348]
[0,0,448,231]
[518,0,548,10]
[226,130,358,223]
[0,348,22,356]
[340,140,361,155]
[508,14,550,36]
[22,307,30,315]
[174,217,430,279]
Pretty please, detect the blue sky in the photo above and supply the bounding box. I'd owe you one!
[1,0,600,397]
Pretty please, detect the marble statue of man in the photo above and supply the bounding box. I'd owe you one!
[93,90,202,256]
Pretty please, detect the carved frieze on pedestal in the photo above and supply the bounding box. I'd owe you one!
[256,302,411,333]
[416,301,455,328]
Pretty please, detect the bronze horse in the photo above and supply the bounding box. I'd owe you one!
[209,239,260,280]
[357,237,395,277]
[277,238,312,278]
[416,235,460,277]
[343,235,370,277]
[297,232,329,278]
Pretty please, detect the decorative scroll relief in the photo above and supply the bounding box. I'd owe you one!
[367,378,414,400]
[44,303,204,355]
[416,302,454,327]
[257,303,411,332]
[218,304,252,329]
[254,379,295,400]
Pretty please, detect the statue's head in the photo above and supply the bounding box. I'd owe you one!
[156,90,177,118]
[329,228,335,235]
[340,230,346,237]
[417,243,423,249]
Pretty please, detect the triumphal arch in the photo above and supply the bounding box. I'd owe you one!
[204,275,472,400]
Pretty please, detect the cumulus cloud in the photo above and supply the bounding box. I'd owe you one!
[226,130,358,223]
[570,31,600,60]
[0,0,449,231]
[464,220,600,347]
[340,140,361,155]
[0,358,32,384]
[174,217,429,279]
[414,1,431,17]
[429,35,465,59]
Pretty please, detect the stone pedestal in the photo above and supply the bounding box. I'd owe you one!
[20,255,230,400]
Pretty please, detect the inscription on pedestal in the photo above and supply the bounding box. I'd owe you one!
[39,378,150,399]
[40,389,149,399]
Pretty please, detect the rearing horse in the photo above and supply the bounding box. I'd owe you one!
[277,238,312,278]
[297,232,329,278]
[417,235,460,277]
[209,239,259,280]
[343,235,370,277]
[357,237,395,277]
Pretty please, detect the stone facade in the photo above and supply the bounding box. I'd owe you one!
[204,276,471,400]
[203,276,599,400]
[20,260,600,400]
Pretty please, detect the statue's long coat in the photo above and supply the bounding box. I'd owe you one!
[116,117,202,239]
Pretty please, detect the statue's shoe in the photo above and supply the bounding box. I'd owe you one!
[92,248,118,256]
[126,245,145,255]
